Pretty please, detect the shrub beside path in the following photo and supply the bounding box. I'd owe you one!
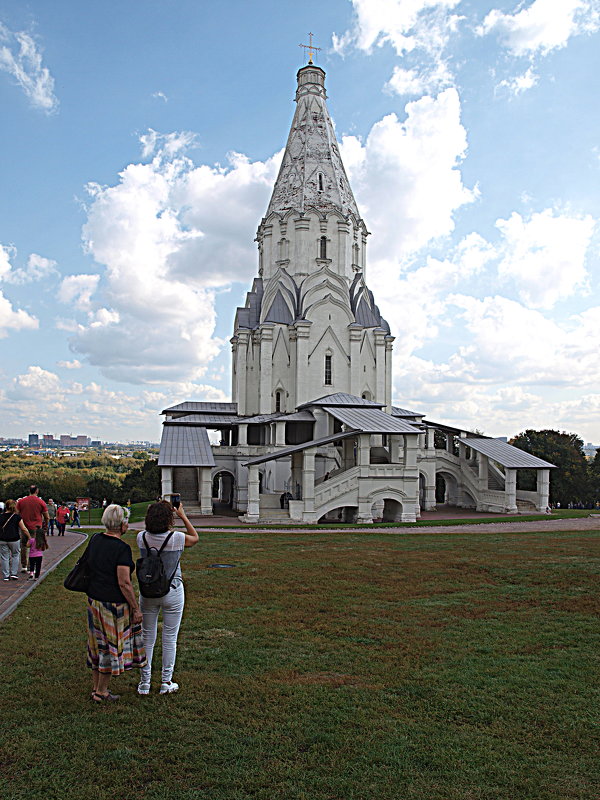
[0,529,86,622]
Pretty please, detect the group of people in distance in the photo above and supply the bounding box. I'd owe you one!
[0,485,51,581]
[85,499,198,702]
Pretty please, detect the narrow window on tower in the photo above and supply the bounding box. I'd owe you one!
[324,354,332,385]
[275,391,281,412]
[318,172,324,191]
[320,236,327,259]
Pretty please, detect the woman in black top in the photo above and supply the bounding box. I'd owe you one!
[0,499,29,581]
[86,504,146,702]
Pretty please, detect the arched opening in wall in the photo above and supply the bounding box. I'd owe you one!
[370,498,403,522]
[361,390,371,401]
[419,473,427,508]
[318,506,357,524]
[436,471,459,506]
[318,172,324,191]
[319,236,327,259]
[248,425,267,445]
[275,390,282,413]
[212,470,235,513]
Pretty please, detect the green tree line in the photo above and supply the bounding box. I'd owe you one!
[0,452,160,505]
[511,429,600,506]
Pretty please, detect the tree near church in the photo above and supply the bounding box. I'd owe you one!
[510,429,591,506]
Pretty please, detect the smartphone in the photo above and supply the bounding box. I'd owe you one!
[172,493,181,509]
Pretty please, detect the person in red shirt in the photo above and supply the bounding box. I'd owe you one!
[56,503,70,536]
[16,486,49,572]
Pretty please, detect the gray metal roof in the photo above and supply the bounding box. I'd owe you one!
[326,406,421,434]
[391,405,423,418]
[298,393,383,409]
[158,425,215,467]
[464,437,556,469]
[161,401,238,415]
[167,414,243,426]
[243,430,361,467]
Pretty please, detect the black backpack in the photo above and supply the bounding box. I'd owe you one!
[136,532,178,598]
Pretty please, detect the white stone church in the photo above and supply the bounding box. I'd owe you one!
[159,61,554,523]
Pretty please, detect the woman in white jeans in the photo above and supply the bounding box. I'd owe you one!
[136,500,199,695]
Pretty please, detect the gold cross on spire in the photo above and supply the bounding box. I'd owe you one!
[299,32,321,65]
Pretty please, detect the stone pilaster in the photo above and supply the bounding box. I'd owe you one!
[293,321,312,407]
[349,325,362,396]
[374,330,386,405]
[259,324,275,414]
[161,467,173,498]
[235,330,249,415]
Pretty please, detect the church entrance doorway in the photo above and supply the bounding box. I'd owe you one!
[173,467,198,504]
[436,471,458,505]
[212,471,235,512]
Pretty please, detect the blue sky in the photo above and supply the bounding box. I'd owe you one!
[1,0,600,443]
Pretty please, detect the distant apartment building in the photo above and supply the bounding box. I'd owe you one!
[42,434,60,447]
[60,435,91,447]
[28,433,39,446]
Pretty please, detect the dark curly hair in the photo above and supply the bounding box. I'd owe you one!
[144,500,175,533]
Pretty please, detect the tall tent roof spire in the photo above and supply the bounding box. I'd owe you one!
[265,64,360,218]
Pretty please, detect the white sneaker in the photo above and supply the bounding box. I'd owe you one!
[137,682,151,695]
[21,567,28,573]
[159,681,179,694]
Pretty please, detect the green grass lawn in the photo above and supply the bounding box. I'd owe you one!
[81,500,151,525]
[1,529,599,800]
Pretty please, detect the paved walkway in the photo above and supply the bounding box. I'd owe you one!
[0,530,86,622]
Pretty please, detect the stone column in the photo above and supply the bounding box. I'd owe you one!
[389,435,401,463]
[238,424,248,446]
[235,330,249,415]
[230,336,238,403]
[385,336,395,412]
[404,434,418,469]
[536,468,550,511]
[199,467,213,515]
[504,468,517,513]
[349,325,362,396]
[342,437,355,470]
[426,427,435,450]
[401,498,418,523]
[245,465,260,523]
[357,433,370,469]
[275,420,286,446]
[478,454,489,490]
[374,330,386,405]
[259,324,275,414]
[424,481,436,511]
[302,448,316,521]
[161,467,173,498]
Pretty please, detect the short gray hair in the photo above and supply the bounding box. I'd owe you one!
[101,504,126,530]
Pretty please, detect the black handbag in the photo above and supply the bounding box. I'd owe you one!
[63,534,98,592]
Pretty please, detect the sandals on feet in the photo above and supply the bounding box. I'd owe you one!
[91,691,120,703]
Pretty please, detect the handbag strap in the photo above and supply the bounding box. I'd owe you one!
[2,513,16,531]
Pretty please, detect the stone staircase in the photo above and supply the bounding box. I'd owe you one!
[255,493,292,524]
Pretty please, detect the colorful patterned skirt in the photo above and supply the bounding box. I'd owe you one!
[87,598,147,675]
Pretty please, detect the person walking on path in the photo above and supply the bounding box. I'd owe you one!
[72,506,81,529]
[136,500,199,696]
[47,499,57,536]
[56,503,70,536]
[26,527,48,580]
[17,487,48,573]
[0,500,30,581]
[86,504,146,702]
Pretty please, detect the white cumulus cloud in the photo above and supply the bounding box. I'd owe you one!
[495,209,595,308]
[341,88,476,266]
[71,132,281,384]
[479,0,600,57]
[0,23,58,112]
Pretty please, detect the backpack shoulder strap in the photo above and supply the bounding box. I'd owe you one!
[157,531,174,555]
